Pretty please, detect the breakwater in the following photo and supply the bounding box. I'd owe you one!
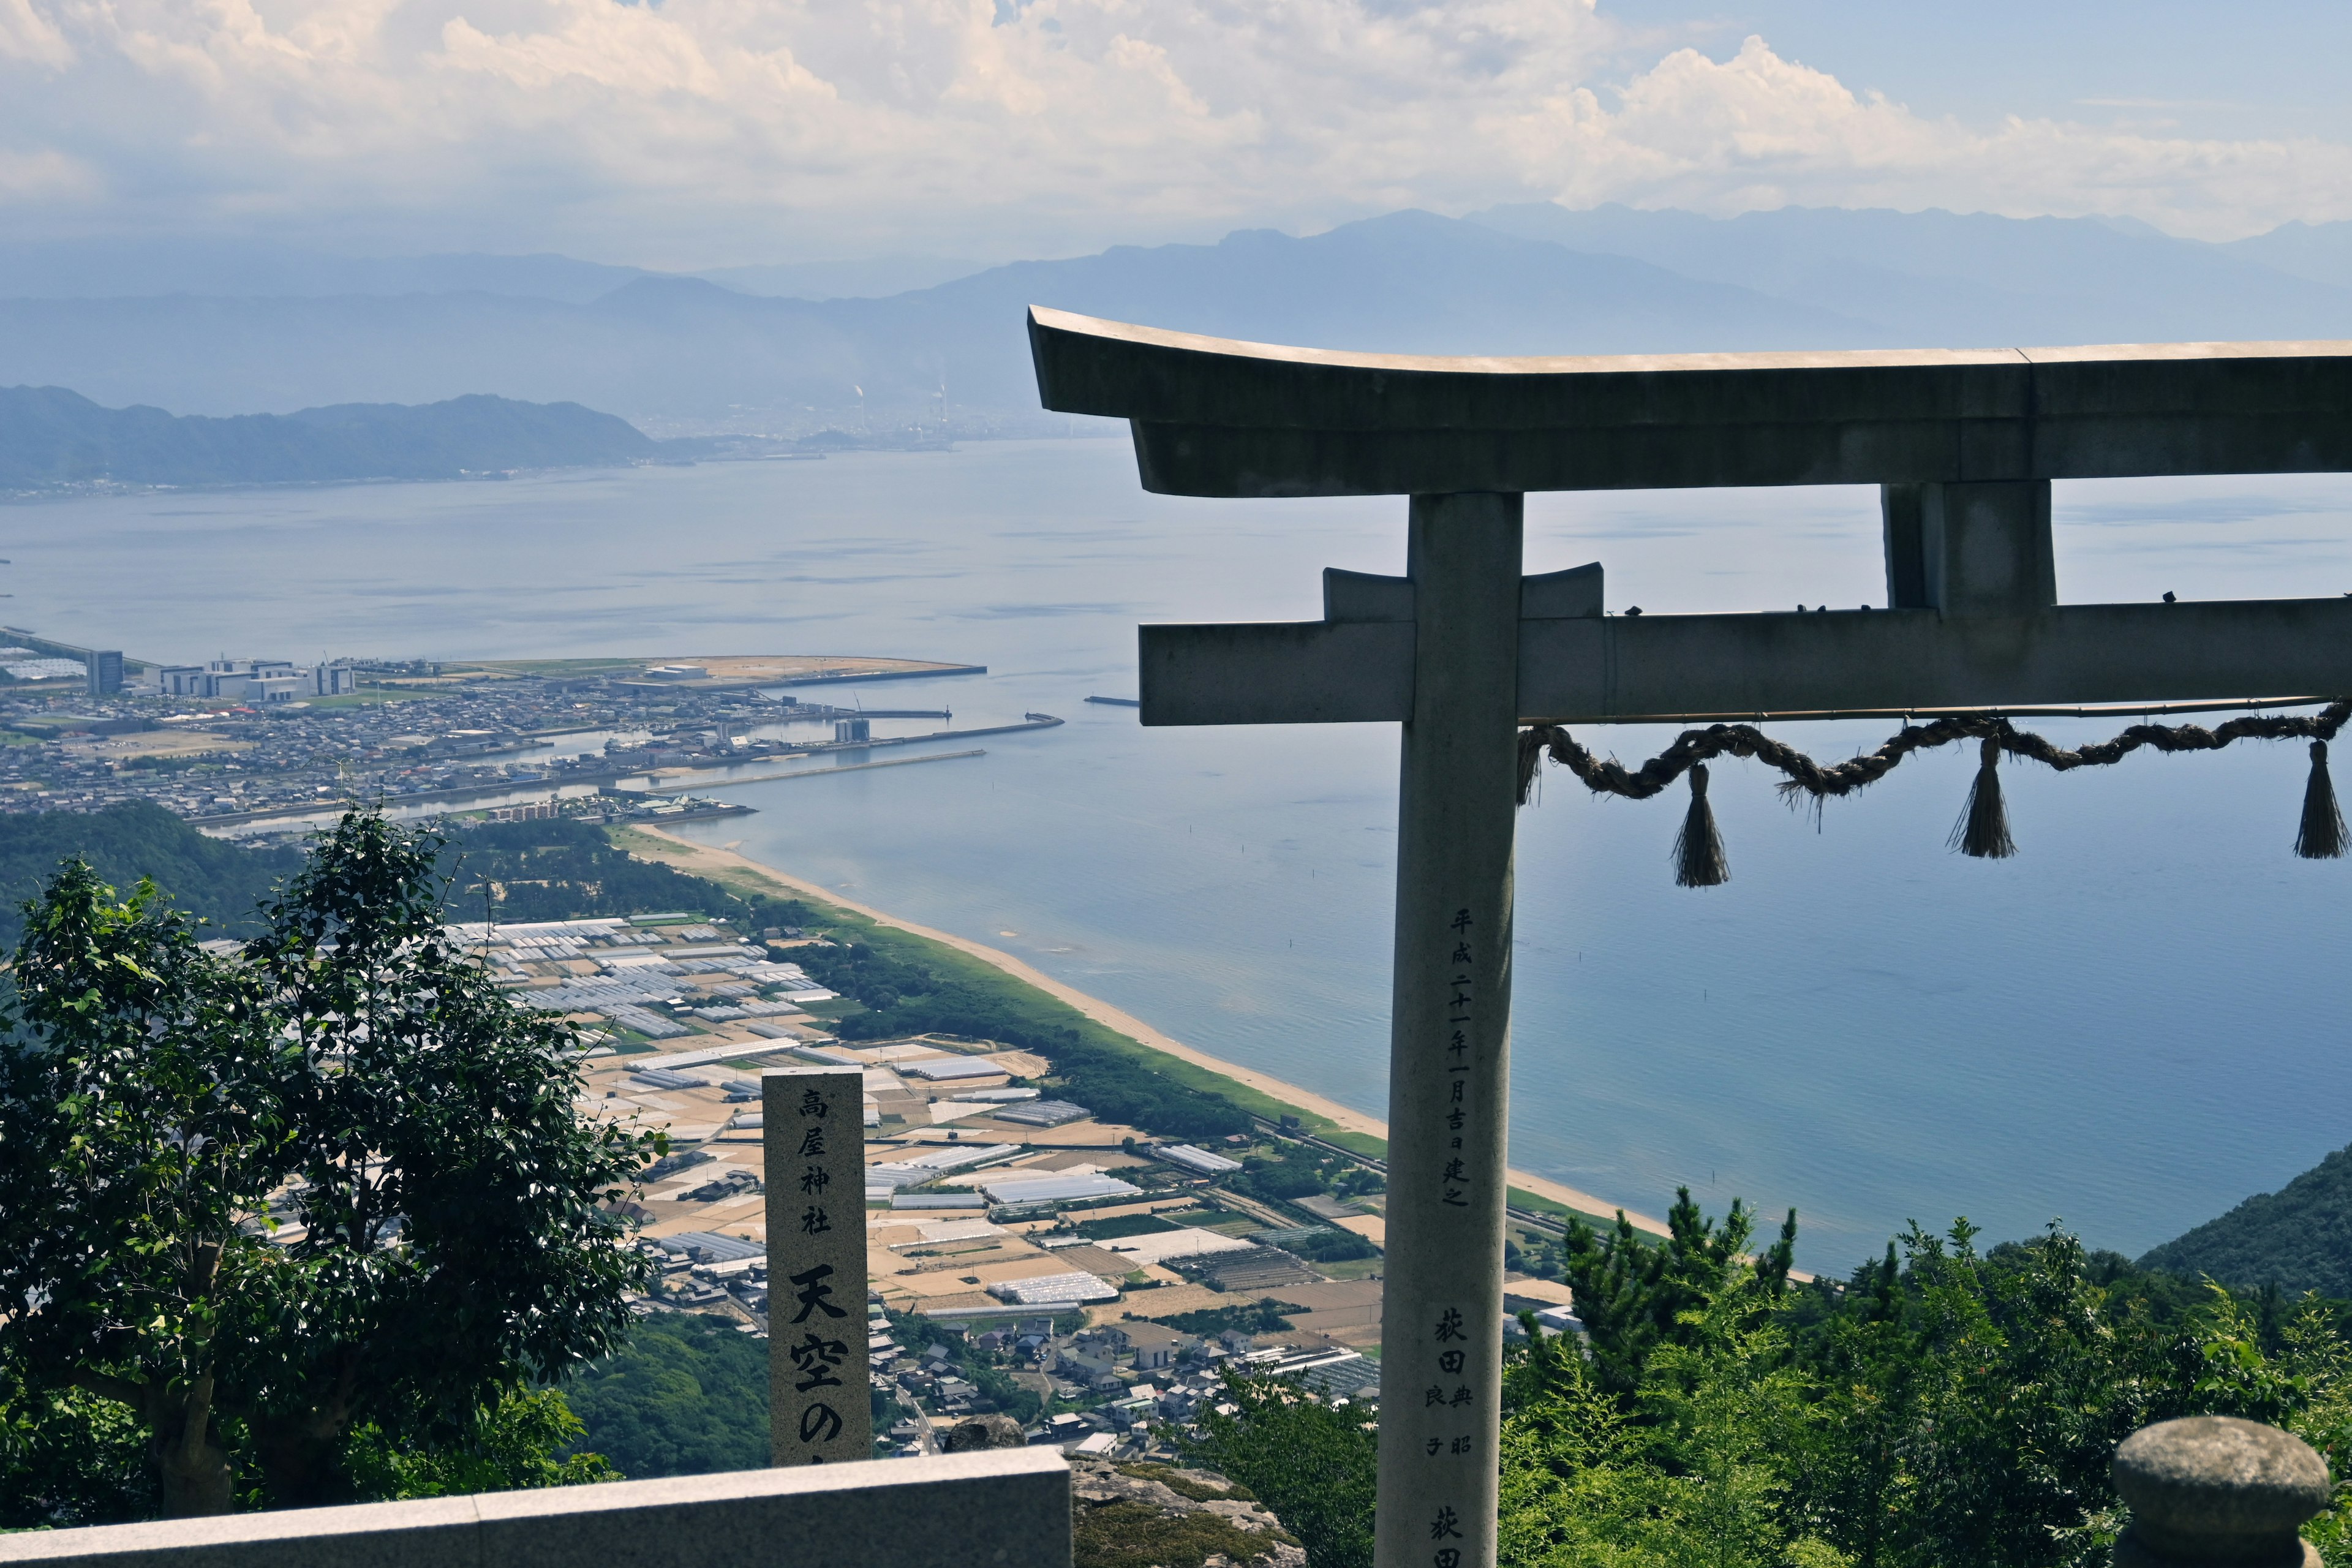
[688,749,986,789]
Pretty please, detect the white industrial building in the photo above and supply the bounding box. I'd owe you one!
[152,658,356,701]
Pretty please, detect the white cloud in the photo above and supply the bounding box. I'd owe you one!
[0,1,2345,260]
[1545,37,2352,239]
[0,0,70,66]
[0,145,94,199]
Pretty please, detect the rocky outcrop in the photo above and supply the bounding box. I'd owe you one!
[940,1414,1027,1452]
[1069,1460,1306,1568]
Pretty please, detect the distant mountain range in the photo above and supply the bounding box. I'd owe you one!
[8,206,2352,435]
[0,238,986,304]
[0,388,655,491]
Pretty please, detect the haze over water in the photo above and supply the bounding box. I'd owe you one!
[16,438,2352,1272]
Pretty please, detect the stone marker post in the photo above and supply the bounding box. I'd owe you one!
[2113,1415,2332,1568]
[764,1066,872,1464]
[1378,494,1523,1568]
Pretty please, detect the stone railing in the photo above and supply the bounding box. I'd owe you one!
[0,1412,2333,1567]
[2115,1416,2334,1568]
[0,1448,1070,1568]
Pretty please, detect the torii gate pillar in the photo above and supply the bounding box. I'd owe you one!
[1028,305,2352,1568]
[1382,493,1523,1568]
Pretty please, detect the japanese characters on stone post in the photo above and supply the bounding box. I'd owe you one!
[764,1065,872,1464]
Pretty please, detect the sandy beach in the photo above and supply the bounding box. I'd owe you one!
[635,826,1670,1238]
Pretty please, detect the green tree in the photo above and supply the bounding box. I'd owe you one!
[1792,1222,2179,1568]
[0,801,301,950]
[1561,1189,1795,1402]
[344,1384,619,1499]
[563,1313,772,1477]
[0,1362,159,1527]
[1502,1251,1838,1568]
[1638,1291,1838,1568]
[0,864,285,1515]
[1501,1306,1675,1567]
[1186,1371,1378,1568]
[233,811,660,1504]
[0,812,662,1515]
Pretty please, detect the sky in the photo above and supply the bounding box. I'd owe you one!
[2,0,2351,266]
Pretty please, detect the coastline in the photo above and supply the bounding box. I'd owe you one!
[633,824,1672,1240]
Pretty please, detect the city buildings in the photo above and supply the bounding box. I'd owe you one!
[151,657,355,701]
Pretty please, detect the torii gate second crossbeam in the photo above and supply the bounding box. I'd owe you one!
[1027,306,2352,1568]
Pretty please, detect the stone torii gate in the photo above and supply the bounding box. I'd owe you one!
[1027,307,2352,1568]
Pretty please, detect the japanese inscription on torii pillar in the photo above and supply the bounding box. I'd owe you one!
[1028,306,2352,1568]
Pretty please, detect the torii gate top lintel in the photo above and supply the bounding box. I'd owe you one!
[1030,305,2352,723]
[1029,304,2352,499]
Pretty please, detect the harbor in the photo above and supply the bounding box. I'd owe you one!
[1,641,1064,833]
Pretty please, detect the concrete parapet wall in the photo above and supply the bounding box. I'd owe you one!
[0,1449,1072,1568]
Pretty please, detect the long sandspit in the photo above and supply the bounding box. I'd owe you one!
[634,826,1669,1239]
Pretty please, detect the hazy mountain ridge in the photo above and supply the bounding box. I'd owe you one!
[7,206,2352,435]
[0,386,657,491]
[0,239,655,304]
[0,238,987,304]
[1469,203,2352,348]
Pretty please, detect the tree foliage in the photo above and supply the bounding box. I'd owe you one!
[1512,1205,2352,1568]
[0,811,659,1518]
[561,1312,772,1478]
[1561,1188,1795,1401]
[1186,1370,1379,1568]
[0,862,285,1515]
[0,801,300,951]
[344,1384,619,1499]
[439,820,796,929]
[1192,1191,2352,1568]
[2139,1142,2352,1297]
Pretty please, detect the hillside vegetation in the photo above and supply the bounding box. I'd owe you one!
[0,386,655,489]
[439,818,776,926]
[2139,1143,2352,1294]
[559,1314,769,1478]
[0,802,300,947]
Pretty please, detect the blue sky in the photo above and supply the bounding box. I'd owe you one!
[0,0,2346,265]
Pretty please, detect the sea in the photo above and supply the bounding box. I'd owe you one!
[16,438,2352,1273]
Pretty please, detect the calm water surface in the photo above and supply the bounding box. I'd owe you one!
[18,440,2352,1270]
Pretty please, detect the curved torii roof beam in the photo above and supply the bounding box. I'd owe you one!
[1028,304,2352,499]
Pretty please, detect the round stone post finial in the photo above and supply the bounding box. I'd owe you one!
[2114,1415,2332,1568]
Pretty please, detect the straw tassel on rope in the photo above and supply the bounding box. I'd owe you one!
[2296,739,2347,859]
[1950,734,2016,859]
[1672,762,1729,887]
[1516,698,2352,883]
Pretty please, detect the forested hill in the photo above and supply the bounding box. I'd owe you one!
[0,386,657,490]
[2138,1143,2352,1294]
[0,809,756,951]
[0,802,301,948]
